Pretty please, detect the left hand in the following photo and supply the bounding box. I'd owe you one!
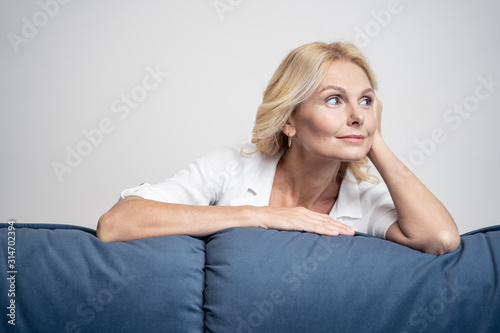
[372,96,383,137]
[367,96,385,159]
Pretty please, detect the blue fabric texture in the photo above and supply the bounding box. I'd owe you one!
[204,226,500,333]
[1,223,500,332]
[0,223,205,333]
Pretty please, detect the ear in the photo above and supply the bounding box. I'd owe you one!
[281,117,296,138]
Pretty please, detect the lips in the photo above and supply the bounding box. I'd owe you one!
[336,135,365,143]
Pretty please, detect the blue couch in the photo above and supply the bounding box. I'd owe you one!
[1,223,499,332]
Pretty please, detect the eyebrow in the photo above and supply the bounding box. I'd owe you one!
[319,85,374,95]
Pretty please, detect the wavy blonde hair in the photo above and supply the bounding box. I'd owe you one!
[251,41,378,183]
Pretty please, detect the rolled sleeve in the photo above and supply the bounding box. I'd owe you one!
[120,183,180,203]
[370,206,398,239]
[363,183,399,239]
[118,146,241,206]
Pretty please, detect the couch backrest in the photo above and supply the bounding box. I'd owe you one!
[0,223,206,333]
[1,223,499,332]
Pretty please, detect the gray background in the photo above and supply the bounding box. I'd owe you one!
[1,0,499,233]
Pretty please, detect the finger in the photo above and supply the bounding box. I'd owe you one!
[307,212,356,232]
[305,213,357,236]
[372,97,383,135]
[316,222,355,237]
[267,207,357,237]
[326,223,356,236]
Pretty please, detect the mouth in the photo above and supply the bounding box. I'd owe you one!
[336,134,366,144]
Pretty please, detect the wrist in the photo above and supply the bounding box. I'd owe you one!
[240,205,264,229]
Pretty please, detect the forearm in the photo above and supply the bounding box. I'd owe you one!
[97,196,254,242]
[367,136,460,253]
[97,196,358,242]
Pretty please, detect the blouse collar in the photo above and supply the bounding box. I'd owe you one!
[231,150,363,220]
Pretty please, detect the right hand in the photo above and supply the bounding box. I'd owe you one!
[255,206,357,236]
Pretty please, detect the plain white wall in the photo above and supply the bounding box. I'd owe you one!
[1,0,499,234]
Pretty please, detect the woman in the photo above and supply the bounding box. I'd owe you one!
[97,41,460,255]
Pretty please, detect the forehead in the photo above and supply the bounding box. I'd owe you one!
[318,61,371,90]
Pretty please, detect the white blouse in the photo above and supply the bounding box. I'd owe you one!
[121,142,398,239]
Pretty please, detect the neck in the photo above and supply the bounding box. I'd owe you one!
[273,148,342,210]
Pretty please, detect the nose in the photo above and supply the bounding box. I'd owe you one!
[346,104,365,127]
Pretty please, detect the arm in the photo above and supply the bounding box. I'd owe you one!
[367,99,460,255]
[97,196,357,242]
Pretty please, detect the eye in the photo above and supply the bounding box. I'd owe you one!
[326,96,341,106]
[360,97,373,106]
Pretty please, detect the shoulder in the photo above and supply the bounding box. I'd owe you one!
[343,169,390,203]
[340,170,396,238]
[202,141,259,160]
[358,180,388,197]
[197,141,268,176]
[338,169,394,219]
[356,180,394,209]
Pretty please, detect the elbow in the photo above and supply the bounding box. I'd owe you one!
[96,210,120,242]
[97,196,144,242]
[424,231,461,255]
[439,232,462,255]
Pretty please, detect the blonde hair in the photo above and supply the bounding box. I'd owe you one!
[251,41,378,183]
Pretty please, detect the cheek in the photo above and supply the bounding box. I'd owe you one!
[317,117,343,135]
[296,113,343,138]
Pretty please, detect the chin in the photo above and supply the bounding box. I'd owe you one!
[340,156,367,162]
[335,149,368,162]
[322,153,366,163]
[310,145,369,162]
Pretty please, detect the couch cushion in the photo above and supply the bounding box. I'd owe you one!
[0,223,206,333]
[204,226,500,333]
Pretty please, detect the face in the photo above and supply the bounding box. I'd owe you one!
[285,61,377,162]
